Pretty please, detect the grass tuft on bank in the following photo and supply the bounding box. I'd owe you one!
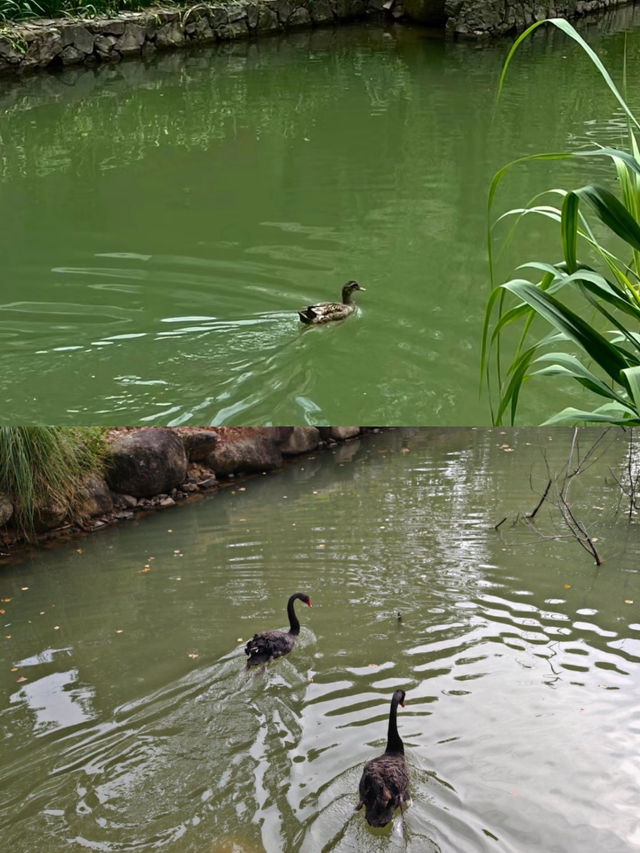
[0,0,159,23]
[0,427,106,540]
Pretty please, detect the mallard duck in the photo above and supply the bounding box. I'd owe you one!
[298,280,366,325]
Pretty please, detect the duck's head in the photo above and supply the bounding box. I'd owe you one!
[342,280,366,302]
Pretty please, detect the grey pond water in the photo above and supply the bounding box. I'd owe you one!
[1,429,639,852]
[4,10,640,424]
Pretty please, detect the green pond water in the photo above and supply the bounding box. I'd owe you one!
[3,12,640,425]
[0,428,639,851]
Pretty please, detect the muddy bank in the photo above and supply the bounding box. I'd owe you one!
[0,426,379,560]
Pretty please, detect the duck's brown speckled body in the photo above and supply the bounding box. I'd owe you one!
[298,280,365,325]
[356,689,410,827]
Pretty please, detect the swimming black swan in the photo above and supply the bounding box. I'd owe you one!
[244,592,312,668]
[298,280,366,325]
[356,689,410,827]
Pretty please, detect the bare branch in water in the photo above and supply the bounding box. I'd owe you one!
[495,427,607,565]
[526,478,551,520]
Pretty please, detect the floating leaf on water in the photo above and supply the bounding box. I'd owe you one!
[53,626,60,631]
[167,530,173,534]
[0,610,5,615]
[237,638,243,643]
[16,676,26,683]
[10,666,18,672]
[564,584,572,589]
[625,600,633,604]
[188,653,199,659]
[21,587,29,591]
[76,549,83,555]
[116,630,123,634]
[5,635,11,639]
[368,663,378,668]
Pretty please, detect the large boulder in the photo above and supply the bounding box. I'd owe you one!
[209,435,282,477]
[182,428,219,462]
[77,476,114,518]
[278,426,320,455]
[34,500,68,532]
[105,429,188,498]
[0,494,13,527]
[319,426,360,441]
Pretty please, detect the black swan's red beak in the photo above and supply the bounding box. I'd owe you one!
[400,700,405,707]
[307,600,312,607]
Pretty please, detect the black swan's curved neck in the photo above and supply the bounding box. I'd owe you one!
[287,594,304,635]
[385,696,404,755]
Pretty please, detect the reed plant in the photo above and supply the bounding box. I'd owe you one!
[0,427,106,540]
[483,18,640,425]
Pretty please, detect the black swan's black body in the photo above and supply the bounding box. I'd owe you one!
[244,593,311,668]
[356,689,410,827]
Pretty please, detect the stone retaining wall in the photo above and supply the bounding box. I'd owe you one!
[444,0,634,37]
[0,0,635,74]
[0,426,377,555]
[0,0,401,75]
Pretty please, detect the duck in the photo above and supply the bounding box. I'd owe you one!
[244,592,312,668]
[356,689,410,827]
[298,280,365,325]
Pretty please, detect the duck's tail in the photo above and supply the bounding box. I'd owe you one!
[298,307,316,324]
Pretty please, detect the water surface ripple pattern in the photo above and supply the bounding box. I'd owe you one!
[4,12,640,422]
[0,429,639,851]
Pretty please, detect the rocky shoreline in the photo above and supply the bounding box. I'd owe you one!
[0,0,635,75]
[0,0,400,75]
[0,426,377,560]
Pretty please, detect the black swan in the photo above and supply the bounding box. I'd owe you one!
[298,280,366,325]
[244,593,312,668]
[356,689,410,827]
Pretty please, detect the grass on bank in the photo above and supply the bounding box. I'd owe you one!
[0,0,159,23]
[483,18,640,426]
[0,427,106,541]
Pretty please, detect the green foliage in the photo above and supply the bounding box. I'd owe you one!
[0,427,107,540]
[0,0,158,22]
[484,18,640,426]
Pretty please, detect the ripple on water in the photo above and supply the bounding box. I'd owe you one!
[1,432,640,851]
